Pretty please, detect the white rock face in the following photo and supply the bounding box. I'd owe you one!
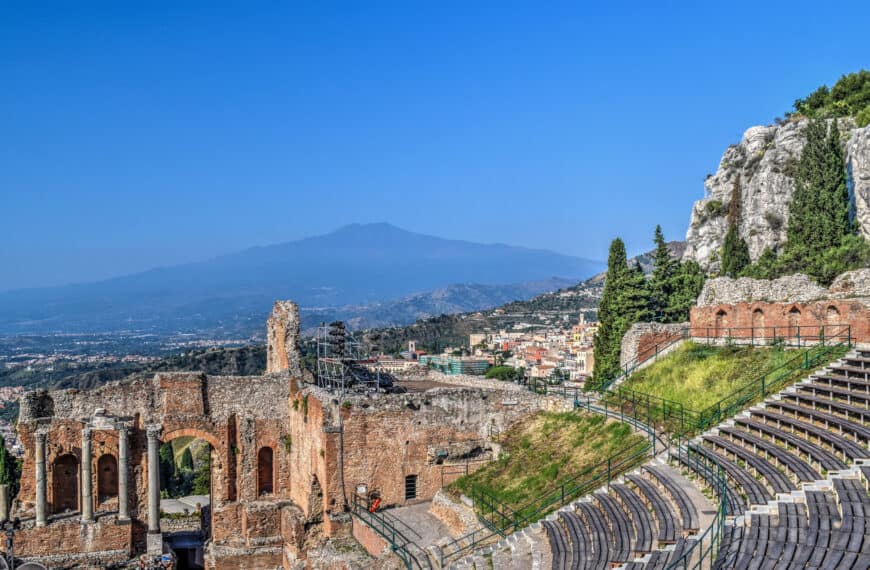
[683,119,870,272]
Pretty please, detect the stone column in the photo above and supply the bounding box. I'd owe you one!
[118,424,130,521]
[146,425,162,535]
[81,426,94,523]
[35,429,47,527]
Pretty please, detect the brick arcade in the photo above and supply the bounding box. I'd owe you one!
[6,302,556,569]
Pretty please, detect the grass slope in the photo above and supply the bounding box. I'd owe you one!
[451,412,646,514]
[620,342,846,411]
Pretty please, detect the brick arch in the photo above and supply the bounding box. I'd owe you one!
[161,427,221,450]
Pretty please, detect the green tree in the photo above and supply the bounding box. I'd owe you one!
[180,447,194,472]
[159,442,175,491]
[0,436,21,499]
[666,260,705,322]
[591,240,652,390]
[649,225,677,321]
[592,238,629,388]
[721,223,750,277]
[781,118,853,284]
[741,247,779,279]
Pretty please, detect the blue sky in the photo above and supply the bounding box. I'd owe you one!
[2,1,869,290]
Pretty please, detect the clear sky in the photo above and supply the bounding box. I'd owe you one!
[2,1,869,291]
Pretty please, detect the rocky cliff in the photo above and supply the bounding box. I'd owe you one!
[683,119,870,272]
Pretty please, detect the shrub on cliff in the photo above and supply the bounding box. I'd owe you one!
[792,70,870,119]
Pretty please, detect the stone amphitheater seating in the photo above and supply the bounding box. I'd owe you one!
[451,349,870,569]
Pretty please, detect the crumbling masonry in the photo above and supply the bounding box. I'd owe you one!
[7,301,555,568]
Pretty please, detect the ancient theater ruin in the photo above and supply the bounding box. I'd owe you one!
[5,301,561,568]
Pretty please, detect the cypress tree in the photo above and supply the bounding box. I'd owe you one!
[619,261,653,324]
[592,238,629,389]
[785,120,849,256]
[721,223,750,277]
[650,225,677,321]
[667,260,705,322]
[180,447,195,472]
[0,436,21,498]
[159,443,175,490]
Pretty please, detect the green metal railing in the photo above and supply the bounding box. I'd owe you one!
[664,442,729,570]
[595,329,689,392]
[350,495,431,569]
[601,338,850,437]
[441,439,651,565]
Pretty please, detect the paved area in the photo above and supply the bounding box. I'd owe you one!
[385,501,452,547]
[161,494,210,514]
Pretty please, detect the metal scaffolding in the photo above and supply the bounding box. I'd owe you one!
[315,321,383,394]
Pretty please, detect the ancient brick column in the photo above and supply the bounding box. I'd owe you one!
[118,424,130,521]
[35,429,47,527]
[146,425,162,537]
[81,426,94,523]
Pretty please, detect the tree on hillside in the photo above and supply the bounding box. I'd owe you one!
[650,225,677,321]
[721,223,750,277]
[650,226,706,322]
[591,240,652,390]
[666,260,706,322]
[180,447,195,472]
[591,238,629,389]
[159,443,175,490]
[777,118,861,284]
[618,261,653,325]
[0,436,21,498]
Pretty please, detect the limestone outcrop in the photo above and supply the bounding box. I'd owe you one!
[683,119,870,272]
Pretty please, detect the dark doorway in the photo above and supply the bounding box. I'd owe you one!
[52,454,79,514]
[97,454,118,502]
[257,447,274,496]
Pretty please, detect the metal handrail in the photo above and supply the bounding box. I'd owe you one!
[442,441,651,565]
[664,442,729,569]
[350,496,430,569]
[594,328,689,392]
[601,339,850,436]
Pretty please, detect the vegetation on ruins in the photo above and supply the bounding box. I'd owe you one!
[485,366,523,381]
[617,342,844,412]
[740,117,870,285]
[450,412,645,514]
[790,69,870,126]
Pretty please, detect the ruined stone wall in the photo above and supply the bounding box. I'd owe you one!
[266,301,302,376]
[690,270,870,344]
[13,370,294,566]
[620,322,687,370]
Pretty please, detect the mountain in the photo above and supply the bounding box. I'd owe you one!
[0,223,602,335]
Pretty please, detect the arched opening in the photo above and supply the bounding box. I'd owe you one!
[160,435,214,570]
[826,305,840,324]
[714,310,729,337]
[97,454,118,504]
[257,447,274,496]
[752,309,765,338]
[788,307,801,337]
[51,454,79,515]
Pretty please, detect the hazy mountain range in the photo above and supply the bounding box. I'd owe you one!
[0,223,603,335]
